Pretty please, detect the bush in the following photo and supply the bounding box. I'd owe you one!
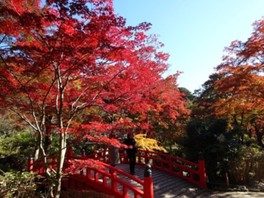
[184,118,264,187]
[0,131,35,171]
[229,144,264,185]
[0,171,37,198]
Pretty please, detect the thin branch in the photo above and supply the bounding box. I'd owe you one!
[0,54,41,132]
[10,108,38,131]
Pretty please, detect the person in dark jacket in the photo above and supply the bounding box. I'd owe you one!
[124,133,137,174]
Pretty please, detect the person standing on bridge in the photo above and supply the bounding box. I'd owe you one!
[124,132,137,175]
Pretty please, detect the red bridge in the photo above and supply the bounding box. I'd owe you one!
[29,149,207,198]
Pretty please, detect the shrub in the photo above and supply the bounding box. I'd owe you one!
[0,131,35,171]
[0,171,37,198]
[228,144,264,185]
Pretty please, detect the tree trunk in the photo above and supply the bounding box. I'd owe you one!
[54,132,67,198]
[256,130,264,148]
[44,115,53,155]
[34,141,40,161]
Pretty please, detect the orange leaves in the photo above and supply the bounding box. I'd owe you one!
[199,18,264,134]
[194,20,264,148]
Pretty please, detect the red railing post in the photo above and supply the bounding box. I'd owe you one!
[169,155,173,172]
[198,155,207,189]
[111,170,117,193]
[28,156,34,172]
[143,164,154,198]
[86,168,92,179]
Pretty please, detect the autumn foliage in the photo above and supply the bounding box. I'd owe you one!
[213,19,264,147]
[0,0,187,196]
[194,18,264,148]
[134,133,167,152]
[190,18,264,186]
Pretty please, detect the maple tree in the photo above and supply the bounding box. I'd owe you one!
[0,0,187,197]
[145,74,190,149]
[212,18,264,147]
[194,18,264,147]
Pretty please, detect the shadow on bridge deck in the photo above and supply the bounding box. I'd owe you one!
[116,164,264,198]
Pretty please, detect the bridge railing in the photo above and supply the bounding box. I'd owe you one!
[29,153,154,198]
[94,148,207,189]
[136,150,207,189]
[28,146,206,198]
[64,159,146,198]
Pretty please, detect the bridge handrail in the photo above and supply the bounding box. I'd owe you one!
[70,155,144,185]
[141,150,206,188]
[29,154,153,198]
[64,159,145,198]
[28,147,206,198]
[94,148,207,189]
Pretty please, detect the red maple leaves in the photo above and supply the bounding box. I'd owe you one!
[0,0,188,154]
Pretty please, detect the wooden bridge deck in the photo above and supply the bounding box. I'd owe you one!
[116,164,264,198]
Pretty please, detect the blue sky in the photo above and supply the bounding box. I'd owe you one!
[113,0,264,92]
